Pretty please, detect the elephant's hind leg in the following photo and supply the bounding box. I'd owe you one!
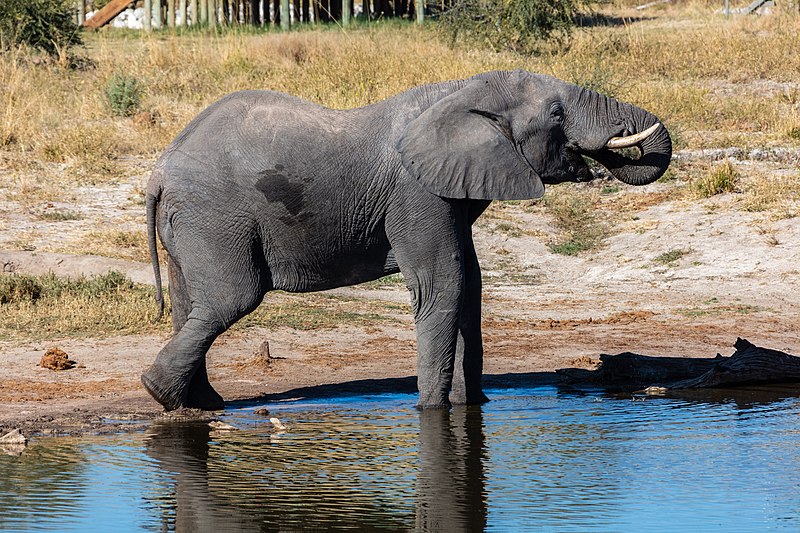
[141,311,226,411]
[166,256,223,410]
[142,237,267,411]
[168,256,190,333]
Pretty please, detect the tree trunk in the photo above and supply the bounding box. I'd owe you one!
[208,0,216,27]
[280,0,290,28]
[144,0,152,30]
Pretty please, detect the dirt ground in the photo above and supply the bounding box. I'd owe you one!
[1,155,800,438]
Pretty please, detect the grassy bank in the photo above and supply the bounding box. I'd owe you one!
[0,271,405,341]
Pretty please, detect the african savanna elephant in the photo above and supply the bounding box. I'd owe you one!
[142,70,671,411]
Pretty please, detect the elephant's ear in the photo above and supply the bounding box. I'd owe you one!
[396,80,545,201]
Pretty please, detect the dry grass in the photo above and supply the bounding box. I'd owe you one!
[74,229,151,262]
[1,8,798,167]
[0,5,797,261]
[0,272,167,340]
[741,171,800,217]
[693,159,739,198]
[0,272,404,341]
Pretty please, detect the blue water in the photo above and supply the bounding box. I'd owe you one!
[1,386,799,532]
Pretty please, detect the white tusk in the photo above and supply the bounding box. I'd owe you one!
[606,122,661,150]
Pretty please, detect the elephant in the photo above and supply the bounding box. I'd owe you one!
[141,69,672,411]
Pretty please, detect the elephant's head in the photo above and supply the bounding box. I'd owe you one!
[397,70,672,200]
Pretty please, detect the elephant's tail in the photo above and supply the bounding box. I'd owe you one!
[146,189,164,323]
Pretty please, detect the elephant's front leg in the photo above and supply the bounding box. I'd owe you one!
[412,277,463,409]
[390,200,468,409]
[450,235,488,405]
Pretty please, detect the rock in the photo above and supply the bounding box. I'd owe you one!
[270,417,287,431]
[254,408,270,417]
[0,428,26,444]
[40,347,76,371]
[0,429,28,456]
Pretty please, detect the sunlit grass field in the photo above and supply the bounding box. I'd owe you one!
[2,1,799,165]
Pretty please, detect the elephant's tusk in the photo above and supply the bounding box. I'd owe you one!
[606,123,661,149]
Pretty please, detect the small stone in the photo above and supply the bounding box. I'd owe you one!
[208,421,237,431]
[269,417,287,431]
[254,408,270,417]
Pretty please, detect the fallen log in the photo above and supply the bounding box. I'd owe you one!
[558,338,800,391]
[668,338,800,389]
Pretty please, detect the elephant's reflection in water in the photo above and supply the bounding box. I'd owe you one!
[145,407,488,532]
[416,407,488,533]
[145,422,258,533]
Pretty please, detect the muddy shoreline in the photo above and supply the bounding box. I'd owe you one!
[3,253,799,439]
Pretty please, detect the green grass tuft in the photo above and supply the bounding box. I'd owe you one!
[38,209,82,221]
[104,73,143,117]
[653,248,690,265]
[543,187,609,256]
[693,160,738,198]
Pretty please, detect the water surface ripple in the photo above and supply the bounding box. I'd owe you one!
[1,386,798,532]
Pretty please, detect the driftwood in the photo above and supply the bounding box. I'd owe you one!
[559,338,800,392]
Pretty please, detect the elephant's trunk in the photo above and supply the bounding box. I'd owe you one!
[571,88,673,186]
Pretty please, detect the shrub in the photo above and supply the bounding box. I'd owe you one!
[0,0,82,57]
[0,275,43,304]
[439,0,595,54]
[104,74,143,117]
[693,160,738,198]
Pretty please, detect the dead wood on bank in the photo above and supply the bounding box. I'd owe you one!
[558,338,800,392]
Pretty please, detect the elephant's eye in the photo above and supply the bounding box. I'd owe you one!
[550,102,565,122]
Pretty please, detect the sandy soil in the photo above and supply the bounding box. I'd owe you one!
[1,154,799,438]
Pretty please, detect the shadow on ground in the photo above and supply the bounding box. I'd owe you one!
[228,371,561,407]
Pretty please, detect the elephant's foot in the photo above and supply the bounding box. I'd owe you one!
[449,389,490,406]
[141,365,224,412]
[141,365,188,411]
[185,366,225,411]
[416,388,452,410]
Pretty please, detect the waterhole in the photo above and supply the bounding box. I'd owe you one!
[1,386,799,531]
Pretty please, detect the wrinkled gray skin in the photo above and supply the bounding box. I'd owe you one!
[142,70,672,411]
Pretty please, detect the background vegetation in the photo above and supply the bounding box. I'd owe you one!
[0,0,799,337]
[440,0,596,53]
[0,0,82,57]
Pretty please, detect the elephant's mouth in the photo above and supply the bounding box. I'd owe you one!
[540,146,592,185]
